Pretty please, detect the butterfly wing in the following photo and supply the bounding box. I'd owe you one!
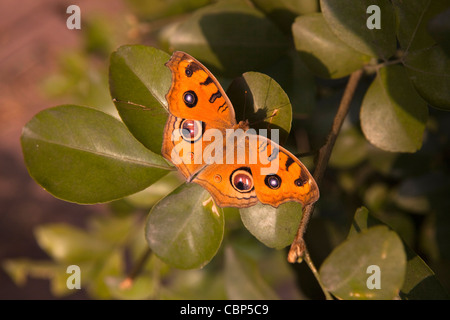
[250,135,319,208]
[192,133,319,208]
[163,51,319,208]
[165,51,237,129]
[162,51,238,179]
[192,133,258,207]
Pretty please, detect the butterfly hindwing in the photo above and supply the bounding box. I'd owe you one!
[192,134,319,208]
[250,136,319,208]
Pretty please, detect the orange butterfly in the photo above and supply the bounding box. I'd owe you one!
[161,51,319,208]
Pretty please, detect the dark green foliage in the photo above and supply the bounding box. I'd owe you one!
[9,0,450,299]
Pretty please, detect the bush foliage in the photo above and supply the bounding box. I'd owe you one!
[6,0,450,299]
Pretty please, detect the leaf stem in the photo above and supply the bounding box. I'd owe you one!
[288,69,364,294]
[120,247,153,289]
[303,248,334,300]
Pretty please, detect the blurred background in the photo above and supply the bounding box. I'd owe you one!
[0,0,135,299]
[1,0,450,299]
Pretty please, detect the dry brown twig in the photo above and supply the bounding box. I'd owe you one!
[288,69,364,264]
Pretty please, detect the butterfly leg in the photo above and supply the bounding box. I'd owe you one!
[202,196,220,217]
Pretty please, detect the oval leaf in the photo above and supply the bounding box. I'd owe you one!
[34,224,109,264]
[329,126,368,168]
[109,45,171,154]
[126,0,210,21]
[403,46,450,110]
[224,245,278,299]
[292,13,371,79]
[320,0,397,59]
[251,0,320,33]
[319,225,406,300]
[21,105,171,203]
[392,0,449,52]
[165,0,289,77]
[349,206,450,300]
[226,71,292,143]
[145,183,224,269]
[360,65,428,152]
[239,202,302,249]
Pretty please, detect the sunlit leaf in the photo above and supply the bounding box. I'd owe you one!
[34,224,109,263]
[320,225,406,299]
[292,13,371,79]
[240,202,302,249]
[224,245,278,299]
[360,65,428,152]
[109,45,171,153]
[21,105,171,203]
[145,183,224,269]
[349,207,450,300]
[227,71,292,143]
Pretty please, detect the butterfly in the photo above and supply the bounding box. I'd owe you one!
[161,51,319,209]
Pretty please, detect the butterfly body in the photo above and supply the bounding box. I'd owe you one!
[162,51,319,209]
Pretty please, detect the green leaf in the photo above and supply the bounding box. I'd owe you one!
[34,224,109,263]
[250,0,319,33]
[262,50,317,115]
[239,202,302,249]
[160,267,227,299]
[360,65,428,153]
[392,0,449,52]
[403,46,450,110]
[109,45,171,153]
[347,207,379,237]
[2,259,59,287]
[125,171,185,208]
[292,13,371,79]
[319,225,406,300]
[226,71,292,143]
[85,249,124,299]
[400,254,450,300]
[224,245,278,299]
[21,105,171,203]
[329,126,368,168]
[126,0,211,21]
[145,183,224,269]
[349,206,450,300]
[165,0,289,77]
[320,0,397,59]
[2,259,74,297]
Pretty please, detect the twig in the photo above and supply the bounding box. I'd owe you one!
[303,248,334,300]
[120,247,153,289]
[288,69,364,264]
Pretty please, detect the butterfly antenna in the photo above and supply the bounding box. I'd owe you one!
[293,150,318,158]
[112,98,152,111]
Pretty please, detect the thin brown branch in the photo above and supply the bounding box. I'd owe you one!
[120,247,153,289]
[288,69,364,264]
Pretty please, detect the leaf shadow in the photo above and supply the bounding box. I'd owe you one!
[226,74,290,143]
[198,12,288,77]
